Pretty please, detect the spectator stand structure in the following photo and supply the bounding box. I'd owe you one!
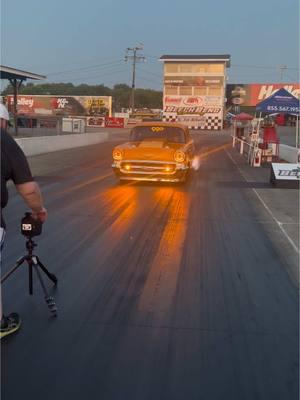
[0,65,46,135]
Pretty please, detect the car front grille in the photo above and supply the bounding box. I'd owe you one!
[120,160,177,175]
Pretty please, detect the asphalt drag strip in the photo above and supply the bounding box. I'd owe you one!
[1,131,298,400]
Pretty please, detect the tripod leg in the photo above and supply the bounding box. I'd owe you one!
[35,256,57,285]
[32,259,57,317]
[1,256,28,284]
[29,262,33,295]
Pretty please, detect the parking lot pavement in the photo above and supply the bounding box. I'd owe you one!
[225,146,299,286]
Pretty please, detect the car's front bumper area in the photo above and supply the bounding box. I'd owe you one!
[112,160,189,182]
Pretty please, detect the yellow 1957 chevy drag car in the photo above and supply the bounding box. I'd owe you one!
[112,122,195,183]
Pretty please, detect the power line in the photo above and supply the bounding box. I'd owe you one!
[231,64,299,71]
[47,63,127,81]
[46,60,124,76]
[136,74,162,86]
[45,68,129,84]
[228,73,286,78]
[144,54,160,59]
[136,65,162,79]
[18,56,125,72]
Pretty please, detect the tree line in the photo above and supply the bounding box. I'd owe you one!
[2,82,163,111]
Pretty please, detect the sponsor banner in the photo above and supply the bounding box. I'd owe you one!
[177,116,207,128]
[164,76,223,86]
[271,163,300,180]
[165,106,222,115]
[164,95,222,108]
[164,95,223,123]
[126,118,143,125]
[86,116,105,127]
[114,112,130,119]
[226,84,300,107]
[105,117,124,128]
[264,104,299,114]
[7,95,112,117]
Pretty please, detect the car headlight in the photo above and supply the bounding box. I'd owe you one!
[174,151,185,163]
[113,149,123,160]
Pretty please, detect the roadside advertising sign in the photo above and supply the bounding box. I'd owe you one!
[271,163,300,180]
[256,88,300,114]
[164,95,222,121]
[164,95,222,110]
[176,115,207,128]
[114,112,130,119]
[86,116,105,127]
[7,95,112,117]
[127,118,143,125]
[105,117,124,128]
[226,84,300,107]
[163,95,223,129]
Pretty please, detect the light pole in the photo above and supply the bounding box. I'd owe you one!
[125,44,145,113]
[279,65,287,81]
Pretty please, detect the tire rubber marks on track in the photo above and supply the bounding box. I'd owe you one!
[225,149,299,255]
[138,191,190,319]
[57,172,113,196]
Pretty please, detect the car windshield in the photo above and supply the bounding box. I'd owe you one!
[130,126,185,143]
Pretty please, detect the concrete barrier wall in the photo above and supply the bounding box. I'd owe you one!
[15,132,109,156]
[279,144,299,163]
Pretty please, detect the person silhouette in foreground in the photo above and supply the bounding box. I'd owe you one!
[0,103,47,339]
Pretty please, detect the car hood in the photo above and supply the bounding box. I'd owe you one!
[116,140,184,161]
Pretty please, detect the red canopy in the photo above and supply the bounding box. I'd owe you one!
[233,112,254,121]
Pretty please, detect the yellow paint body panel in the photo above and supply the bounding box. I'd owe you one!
[112,122,194,182]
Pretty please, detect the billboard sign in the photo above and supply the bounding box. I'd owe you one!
[105,117,124,128]
[163,95,223,129]
[7,95,112,117]
[271,163,300,180]
[164,96,222,115]
[86,117,105,127]
[256,88,300,114]
[226,84,300,107]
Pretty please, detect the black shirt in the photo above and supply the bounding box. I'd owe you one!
[1,129,34,227]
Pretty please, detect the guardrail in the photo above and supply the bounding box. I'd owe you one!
[232,135,264,167]
[16,132,109,157]
[279,144,299,163]
[233,135,299,165]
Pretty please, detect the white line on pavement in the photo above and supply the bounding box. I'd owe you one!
[225,149,300,255]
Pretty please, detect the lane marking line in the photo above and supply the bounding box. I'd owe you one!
[225,149,299,255]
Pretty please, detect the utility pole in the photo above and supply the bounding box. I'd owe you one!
[125,44,145,113]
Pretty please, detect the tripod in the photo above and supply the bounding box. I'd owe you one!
[1,236,58,317]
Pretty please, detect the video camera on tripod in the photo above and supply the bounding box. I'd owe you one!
[21,212,42,238]
[1,212,58,317]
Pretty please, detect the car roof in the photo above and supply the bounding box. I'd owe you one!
[132,121,189,131]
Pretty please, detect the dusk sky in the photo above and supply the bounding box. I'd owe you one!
[1,0,299,90]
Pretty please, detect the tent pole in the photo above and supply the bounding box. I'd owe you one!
[296,115,299,149]
[251,112,262,165]
[232,120,236,147]
[296,116,297,149]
